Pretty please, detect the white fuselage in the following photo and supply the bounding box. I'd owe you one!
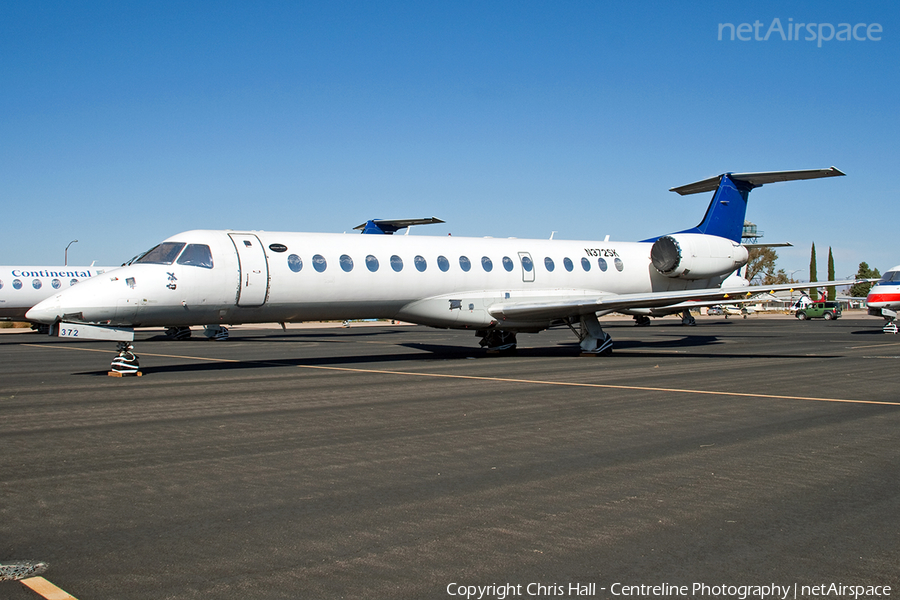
[867,265,900,312]
[0,266,112,320]
[26,229,746,332]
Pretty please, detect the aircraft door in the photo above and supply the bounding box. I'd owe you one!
[518,252,535,283]
[229,233,269,306]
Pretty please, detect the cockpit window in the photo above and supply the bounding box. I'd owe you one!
[176,244,214,269]
[880,271,900,283]
[136,242,186,265]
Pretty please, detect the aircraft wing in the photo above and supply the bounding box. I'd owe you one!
[488,278,864,322]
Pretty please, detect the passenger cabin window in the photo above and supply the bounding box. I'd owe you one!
[581,257,591,271]
[52,279,61,289]
[313,254,327,272]
[615,258,624,272]
[502,257,514,272]
[459,256,471,272]
[521,256,533,272]
[366,255,379,272]
[437,255,450,272]
[340,254,354,272]
[391,255,403,272]
[176,244,214,269]
[137,242,186,265]
[69,279,78,286]
[598,258,607,272]
[0,280,3,290]
[13,279,22,289]
[482,256,493,272]
[415,255,427,272]
[544,257,555,272]
[288,254,303,272]
[563,258,574,272]
[32,279,41,289]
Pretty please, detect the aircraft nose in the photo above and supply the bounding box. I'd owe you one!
[26,296,63,324]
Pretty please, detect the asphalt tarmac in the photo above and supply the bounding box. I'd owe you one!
[1,314,899,600]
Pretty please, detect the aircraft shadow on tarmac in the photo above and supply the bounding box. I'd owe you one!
[142,328,411,343]
[73,332,843,376]
[849,328,893,335]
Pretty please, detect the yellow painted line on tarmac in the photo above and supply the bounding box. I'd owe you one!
[293,364,900,407]
[21,344,900,407]
[21,576,78,600]
[847,341,900,350]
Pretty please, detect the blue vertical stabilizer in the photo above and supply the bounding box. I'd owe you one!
[674,174,757,243]
[643,167,845,243]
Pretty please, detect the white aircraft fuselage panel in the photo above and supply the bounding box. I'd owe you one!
[25,229,745,330]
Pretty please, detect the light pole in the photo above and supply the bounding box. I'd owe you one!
[65,240,78,266]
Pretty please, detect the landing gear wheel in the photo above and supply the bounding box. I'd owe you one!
[203,325,229,341]
[165,326,192,340]
[479,330,517,353]
[633,315,651,327]
[570,313,613,356]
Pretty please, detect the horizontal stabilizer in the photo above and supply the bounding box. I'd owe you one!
[353,217,445,235]
[670,167,845,196]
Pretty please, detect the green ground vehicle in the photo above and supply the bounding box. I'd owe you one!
[795,301,842,320]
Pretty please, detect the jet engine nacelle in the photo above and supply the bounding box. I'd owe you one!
[650,234,749,280]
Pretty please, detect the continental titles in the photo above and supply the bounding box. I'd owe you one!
[11,269,96,278]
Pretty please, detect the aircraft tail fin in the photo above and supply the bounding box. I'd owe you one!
[353,217,445,235]
[654,167,844,243]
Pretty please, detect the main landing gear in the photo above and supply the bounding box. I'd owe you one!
[633,315,651,327]
[681,309,696,326]
[164,325,229,341]
[479,314,613,356]
[203,325,229,340]
[165,326,192,340]
[478,329,518,352]
[883,309,899,334]
[565,313,613,356]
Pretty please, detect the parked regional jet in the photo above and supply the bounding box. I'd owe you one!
[27,167,865,373]
[0,265,111,322]
[867,266,900,333]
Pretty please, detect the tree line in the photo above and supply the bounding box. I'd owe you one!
[745,243,880,300]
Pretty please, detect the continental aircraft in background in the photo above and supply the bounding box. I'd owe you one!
[0,264,223,340]
[27,167,866,373]
[0,265,111,323]
[866,265,900,333]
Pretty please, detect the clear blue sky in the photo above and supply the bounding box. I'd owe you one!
[2,0,897,281]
